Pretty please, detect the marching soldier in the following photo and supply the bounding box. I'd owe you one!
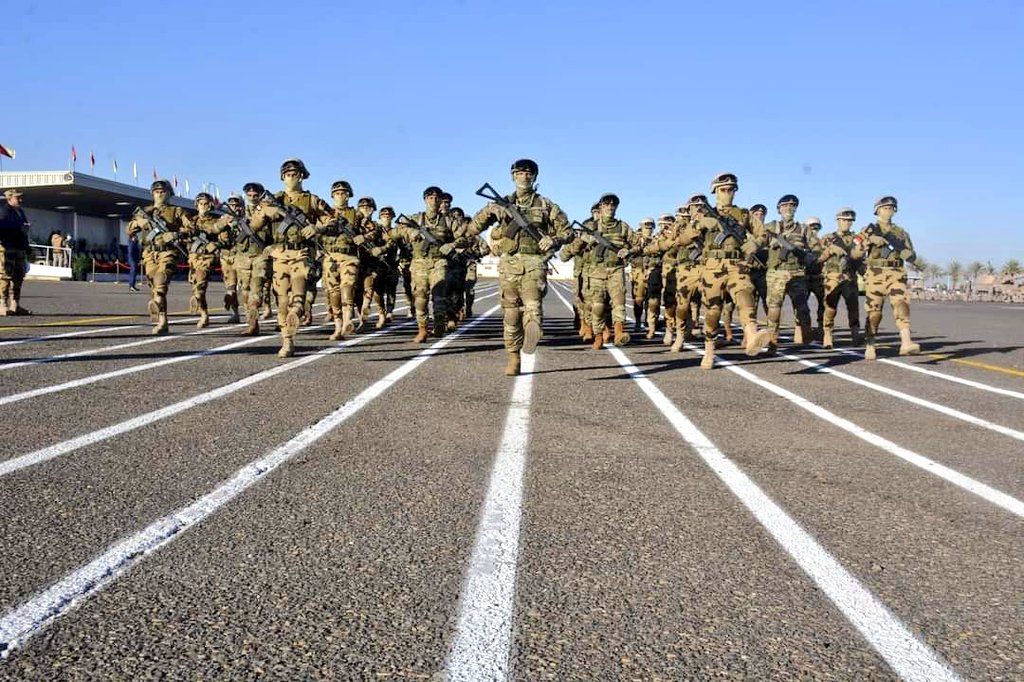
[219,195,243,323]
[356,196,389,329]
[677,172,771,368]
[320,180,364,341]
[377,206,401,320]
[584,193,634,349]
[764,194,818,351]
[629,218,657,334]
[805,216,827,338]
[667,194,708,352]
[126,179,190,335]
[818,207,864,348]
[185,192,229,328]
[0,189,32,315]
[378,186,462,342]
[462,233,491,318]
[856,195,921,359]
[248,158,334,357]
[465,159,571,376]
[445,206,470,327]
[748,203,770,318]
[234,182,273,336]
[652,213,680,346]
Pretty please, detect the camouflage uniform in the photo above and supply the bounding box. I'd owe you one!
[0,189,32,316]
[320,181,364,341]
[185,193,230,329]
[804,216,827,338]
[466,159,570,375]
[232,183,273,336]
[857,195,920,359]
[462,235,491,318]
[126,179,190,335]
[584,193,634,348]
[629,218,657,334]
[666,195,710,352]
[818,207,864,348]
[748,204,769,318]
[355,197,389,329]
[764,195,819,349]
[655,216,680,346]
[678,173,771,368]
[560,221,594,340]
[377,206,400,320]
[219,196,244,323]
[445,208,470,327]
[248,159,334,357]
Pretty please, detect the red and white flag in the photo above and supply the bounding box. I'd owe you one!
[0,143,14,159]
[71,145,77,164]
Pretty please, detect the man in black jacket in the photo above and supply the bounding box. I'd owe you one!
[0,188,32,315]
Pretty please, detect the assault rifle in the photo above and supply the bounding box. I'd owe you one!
[713,214,748,247]
[767,224,816,267]
[396,213,440,245]
[132,206,188,258]
[826,234,854,273]
[189,230,214,254]
[220,203,264,250]
[259,190,312,237]
[867,225,916,263]
[570,220,619,260]
[475,182,551,248]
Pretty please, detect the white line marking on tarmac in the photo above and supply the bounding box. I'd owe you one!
[775,348,1024,443]
[0,291,499,479]
[446,352,536,681]
[683,343,1024,519]
[604,345,961,682]
[0,325,143,348]
[0,303,502,659]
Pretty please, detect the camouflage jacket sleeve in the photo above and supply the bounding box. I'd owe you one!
[466,203,502,238]
[309,194,335,230]
[896,226,916,262]
[545,199,571,246]
[674,218,706,247]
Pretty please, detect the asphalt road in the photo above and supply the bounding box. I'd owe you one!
[0,279,1021,681]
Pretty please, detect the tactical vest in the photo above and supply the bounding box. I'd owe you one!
[272,191,316,248]
[322,206,360,254]
[409,211,453,260]
[701,206,749,260]
[236,204,271,256]
[766,220,813,270]
[191,213,224,254]
[498,192,554,256]
[822,231,858,274]
[862,222,910,267]
[142,205,187,251]
[592,219,629,266]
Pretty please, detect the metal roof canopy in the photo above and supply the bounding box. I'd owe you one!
[0,170,192,218]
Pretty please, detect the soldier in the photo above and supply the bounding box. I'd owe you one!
[748,203,770,318]
[126,179,190,335]
[248,158,334,357]
[356,196,389,329]
[667,194,709,352]
[377,206,401,319]
[465,159,571,376]
[462,233,491,318]
[804,215,827,338]
[677,172,771,368]
[394,206,415,318]
[219,195,243,323]
[582,193,633,349]
[320,180,364,341]
[0,189,32,315]
[818,207,864,348]
[379,186,462,342]
[629,217,657,334]
[856,195,920,359]
[234,182,273,336]
[654,213,680,346]
[185,192,229,328]
[763,194,817,351]
[445,206,470,327]
[572,202,600,337]
[439,192,453,215]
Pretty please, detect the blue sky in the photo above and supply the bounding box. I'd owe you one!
[5,0,1022,267]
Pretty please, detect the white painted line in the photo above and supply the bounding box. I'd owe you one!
[771,347,1024,443]
[683,342,1024,519]
[0,291,499,479]
[0,303,502,659]
[446,352,536,681]
[604,345,961,682]
[0,313,222,349]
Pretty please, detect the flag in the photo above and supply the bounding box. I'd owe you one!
[152,168,157,180]
[0,143,14,159]
[112,158,118,174]
[214,185,220,201]
[184,179,190,195]
[71,146,77,163]
[90,150,95,170]
[172,175,179,189]
[132,162,138,180]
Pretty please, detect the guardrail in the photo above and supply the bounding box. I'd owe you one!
[30,243,73,268]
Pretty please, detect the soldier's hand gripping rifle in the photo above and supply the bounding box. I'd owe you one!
[713,215,748,248]
[865,225,916,263]
[335,214,397,274]
[259,190,311,237]
[396,214,440,245]
[570,220,619,260]
[767,224,816,267]
[475,182,553,250]
[132,206,188,258]
[188,230,214,254]
[220,202,264,250]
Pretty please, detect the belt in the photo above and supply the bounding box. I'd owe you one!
[773,263,804,272]
[326,246,356,255]
[705,249,743,260]
[867,258,903,267]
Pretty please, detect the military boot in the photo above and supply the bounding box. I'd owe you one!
[303,302,314,326]
[822,328,834,349]
[189,295,200,314]
[329,318,345,341]
[413,321,429,343]
[152,313,169,336]
[325,307,335,322]
[225,292,241,323]
[851,326,863,347]
[743,323,771,357]
[646,311,657,339]
[670,323,685,353]
[375,309,387,329]
[602,326,612,344]
[523,320,542,354]
[767,329,779,355]
[148,299,160,323]
[700,339,716,369]
[505,350,521,377]
[579,319,594,342]
[197,310,209,329]
[633,310,642,334]
[724,325,734,344]
[337,307,355,340]
[899,328,920,356]
[446,318,458,332]
[592,329,604,350]
[277,336,295,358]
[864,339,877,360]
[245,302,260,336]
[663,324,674,347]
[614,321,630,346]
[793,324,806,345]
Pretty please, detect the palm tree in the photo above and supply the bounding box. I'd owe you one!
[1003,259,1022,280]
[925,262,945,289]
[948,260,963,292]
[965,261,983,297]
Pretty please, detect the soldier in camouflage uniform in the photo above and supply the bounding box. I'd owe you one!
[0,189,32,316]
[818,207,864,349]
[126,179,191,335]
[219,196,243,323]
[629,218,657,334]
[356,196,389,329]
[652,213,680,346]
[462,233,491,318]
[763,194,818,351]
[666,194,709,352]
[184,192,230,329]
[570,203,600,338]
[233,182,274,336]
[676,172,771,368]
[439,191,453,216]
[465,159,571,376]
[319,180,365,341]
[856,195,920,359]
[804,216,827,339]
[583,193,634,349]
[248,159,334,357]
[445,206,470,328]
[748,203,770,319]
[377,206,401,320]
[379,186,462,342]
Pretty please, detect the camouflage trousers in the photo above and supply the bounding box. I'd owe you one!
[700,258,758,340]
[632,265,662,322]
[142,249,179,313]
[823,272,860,330]
[187,252,216,312]
[359,260,388,319]
[587,264,627,333]
[672,262,702,334]
[661,260,678,327]
[305,255,322,316]
[766,268,811,333]
[465,261,478,315]
[322,251,360,316]
[864,266,911,333]
[447,262,468,320]
[270,246,310,339]
[573,266,586,322]
[399,259,413,305]
[750,268,768,317]
[808,273,826,329]
[411,256,449,327]
[234,251,271,314]
[0,247,27,305]
[498,252,548,352]
[220,251,239,310]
